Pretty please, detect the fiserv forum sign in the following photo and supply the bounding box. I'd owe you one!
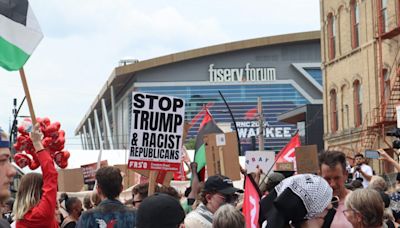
[209,63,276,83]
[128,92,185,172]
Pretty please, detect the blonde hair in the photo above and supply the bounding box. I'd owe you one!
[369,175,387,192]
[213,204,245,228]
[13,173,43,220]
[345,189,384,227]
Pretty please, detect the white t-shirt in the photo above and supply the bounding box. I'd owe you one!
[351,164,373,188]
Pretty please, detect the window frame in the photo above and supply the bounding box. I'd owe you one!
[330,89,338,132]
[353,80,363,127]
[327,13,336,60]
[351,0,360,48]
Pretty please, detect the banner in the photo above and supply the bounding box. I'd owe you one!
[243,176,260,228]
[128,92,185,172]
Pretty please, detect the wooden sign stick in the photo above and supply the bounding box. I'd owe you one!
[148,170,158,196]
[19,68,37,126]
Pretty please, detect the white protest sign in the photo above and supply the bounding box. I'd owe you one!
[245,151,275,174]
[128,92,185,172]
[397,105,400,128]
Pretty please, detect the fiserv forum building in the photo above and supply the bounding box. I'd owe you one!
[75,31,323,154]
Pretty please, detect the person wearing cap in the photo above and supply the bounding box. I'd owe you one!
[259,174,335,228]
[136,193,185,228]
[318,150,352,228]
[77,166,136,228]
[184,174,242,228]
[0,128,16,228]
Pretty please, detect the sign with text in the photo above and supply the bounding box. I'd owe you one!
[81,160,108,184]
[295,145,319,174]
[275,162,295,171]
[245,151,275,174]
[204,132,241,180]
[128,92,185,172]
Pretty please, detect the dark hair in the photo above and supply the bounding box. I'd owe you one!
[65,197,80,214]
[83,194,92,210]
[355,153,364,159]
[96,166,123,199]
[59,192,69,204]
[318,150,347,173]
[158,186,180,200]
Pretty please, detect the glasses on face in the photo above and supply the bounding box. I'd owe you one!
[216,193,239,204]
[343,208,358,217]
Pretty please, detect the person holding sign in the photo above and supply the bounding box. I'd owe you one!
[184,175,243,228]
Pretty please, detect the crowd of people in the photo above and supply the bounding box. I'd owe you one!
[1,124,400,227]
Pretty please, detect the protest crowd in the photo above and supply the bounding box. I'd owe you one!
[1,123,400,228]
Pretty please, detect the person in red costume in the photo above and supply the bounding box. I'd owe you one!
[12,123,58,228]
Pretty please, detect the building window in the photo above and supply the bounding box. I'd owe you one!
[353,80,363,127]
[380,0,388,33]
[330,89,338,132]
[328,13,336,60]
[384,69,390,102]
[351,0,360,48]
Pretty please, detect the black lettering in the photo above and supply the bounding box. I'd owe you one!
[142,132,149,147]
[146,94,158,109]
[132,110,141,129]
[174,135,181,150]
[159,97,172,111]
[173,98,184,112]
[149,111,158,131]
[140,110,150,130]
[159,113,172,132]
[133,93,145,108]
[174,150,180,160]
[157,134,164,148]
[173,115,183,132]
[149,133,156,147]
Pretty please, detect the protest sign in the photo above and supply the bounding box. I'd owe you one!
[81,160,108,184]
[128,92,185,172]
[295,145,319,174]
[204,132,241,180]
[135,169,174,186]
[245,151,275,174]
[275,162,295,171]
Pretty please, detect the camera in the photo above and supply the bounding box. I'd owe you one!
[387,128,400,149]
[355,165,361,172]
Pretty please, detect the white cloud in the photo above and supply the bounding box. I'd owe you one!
[0,0,320,150]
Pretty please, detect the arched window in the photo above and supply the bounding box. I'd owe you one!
[353,80,363,127]
[330,89,338,132]
[327,13,336,60]
[350,0,360,48]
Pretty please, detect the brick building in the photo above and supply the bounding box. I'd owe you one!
[321,0,400,169]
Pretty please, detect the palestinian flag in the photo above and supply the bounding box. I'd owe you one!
[0,0,43,71]
[194,108,223,181]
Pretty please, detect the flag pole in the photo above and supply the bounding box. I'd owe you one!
[218,91,241,156]
[19,68,37,126]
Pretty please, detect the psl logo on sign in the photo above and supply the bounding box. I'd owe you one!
[128,92,185,172]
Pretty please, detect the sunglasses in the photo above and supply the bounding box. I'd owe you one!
[217,193,239,204]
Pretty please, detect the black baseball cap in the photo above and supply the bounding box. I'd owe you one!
[136,193,185,228]
[204,175,243,194]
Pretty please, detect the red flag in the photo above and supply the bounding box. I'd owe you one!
[243,176,260,228]
[275,132,301,164]
[245,108,258,120]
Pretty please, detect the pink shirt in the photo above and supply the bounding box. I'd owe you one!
[331,200,352,228]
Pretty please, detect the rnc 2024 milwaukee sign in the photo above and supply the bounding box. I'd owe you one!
[209,63,276,83]
[128,92,185,172]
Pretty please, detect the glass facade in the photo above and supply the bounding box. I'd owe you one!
[133,82,312,153]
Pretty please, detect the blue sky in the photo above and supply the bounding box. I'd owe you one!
[0,0,320,149]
